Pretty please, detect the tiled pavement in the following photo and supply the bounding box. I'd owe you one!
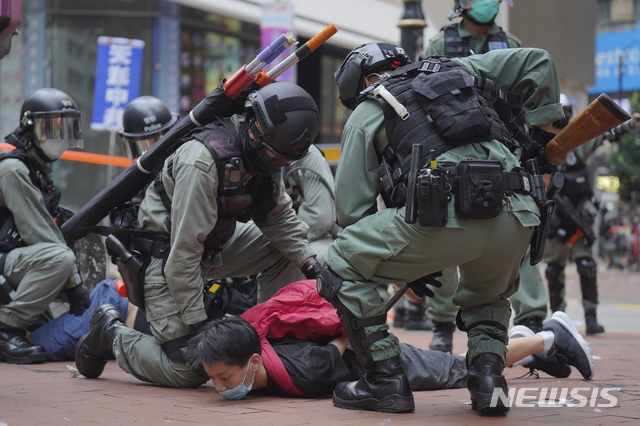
[1,267,639,425]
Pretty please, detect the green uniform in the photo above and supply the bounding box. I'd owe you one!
[113,126,315,388]
[0,153,78,330]
[423,19,548,327]
[325,48,563,364]
[423,21,521,57]
[285,144,337,261]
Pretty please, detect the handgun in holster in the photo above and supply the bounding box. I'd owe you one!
[105,234,146,308]
[529,170,564,265]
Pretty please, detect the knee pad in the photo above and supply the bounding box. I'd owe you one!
[576,257,596,280]
[545,263,564,285]
[316,263,343,303]
[316,264,388,370]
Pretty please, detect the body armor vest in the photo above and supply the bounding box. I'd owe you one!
[443,24,509,57]
[178,120,279,250]
[0,149,61,252]
[364,57,514,206]
[559,150,592,206]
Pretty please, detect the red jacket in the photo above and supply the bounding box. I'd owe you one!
[241,280,345,395]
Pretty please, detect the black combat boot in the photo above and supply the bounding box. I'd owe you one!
[467,353,510,414]
[333,355,415,413]
[429,321,455,352]
[585,309,605,335]
[75,304,127,378]
[404,300,433,331]
[0,321,47,364]
[514,316,544,333]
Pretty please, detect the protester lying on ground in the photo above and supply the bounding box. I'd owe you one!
[184,280,593,399]
[29,279,148,361]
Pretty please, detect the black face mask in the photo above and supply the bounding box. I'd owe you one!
[239,123,281,177]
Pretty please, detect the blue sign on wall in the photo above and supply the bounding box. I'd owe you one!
[91,37,144,132]
[588,22,640,95]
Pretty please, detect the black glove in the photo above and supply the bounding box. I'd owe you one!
[301,257,322,280]
[65,285,91,316]
[406,271,443,298]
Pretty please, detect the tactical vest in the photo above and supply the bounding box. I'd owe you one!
[0,149,61,252]
[365,57,516,206]
[443,24,509,57]
[155,120,279,252]
[559,150,592,205]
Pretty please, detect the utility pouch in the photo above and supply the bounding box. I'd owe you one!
[0,207,25,253]
[417,168,450,227]
[412,69,492,142]
[454,160,504,219]
[106,234,146,308]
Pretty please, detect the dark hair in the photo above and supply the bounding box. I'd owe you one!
[187,317,261,372]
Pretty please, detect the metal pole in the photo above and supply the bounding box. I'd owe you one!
[618,51,624,102]
[398,0,427,61]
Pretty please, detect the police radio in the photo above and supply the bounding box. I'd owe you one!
[223,157,244,193]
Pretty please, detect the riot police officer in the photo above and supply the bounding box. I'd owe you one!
[75,82,322,388]
[544,95,640,335]
[423,0,548,352]
[0,88,90,364]
[119,96,178,163]
[283,143,339,261]
[424,0,520,58]
[320,43,564,414]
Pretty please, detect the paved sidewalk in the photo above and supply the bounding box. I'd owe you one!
[1,268,639,425]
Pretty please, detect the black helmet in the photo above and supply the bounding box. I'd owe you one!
[244,82,319,174]
[120,96,178,161]
[334,42,410,111]
[19,88,83,161]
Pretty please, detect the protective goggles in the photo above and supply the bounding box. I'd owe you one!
[28,110,84,149]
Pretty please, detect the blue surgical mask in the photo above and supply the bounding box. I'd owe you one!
[467,0,500,25]
[219,361,255,400]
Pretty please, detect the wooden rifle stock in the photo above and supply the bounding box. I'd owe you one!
[545,93,631,165]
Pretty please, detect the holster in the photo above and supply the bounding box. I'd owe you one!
[530,200,556,265]
[105,234,147,308]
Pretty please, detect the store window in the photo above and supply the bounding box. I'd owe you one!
[178,9,259,116]
[597,0,611,23]
[46,2,156,210]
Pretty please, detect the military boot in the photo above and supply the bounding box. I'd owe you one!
[429,321,455,352]
[585,309,605,335]
[333,355,415,413]
[467,353,510,414]
[0,321,47,364]
[404,300,433,331]
[75,304,127,379]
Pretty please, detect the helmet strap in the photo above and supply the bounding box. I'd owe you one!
[4,126,31,150]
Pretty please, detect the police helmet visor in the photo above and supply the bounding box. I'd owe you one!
[31,110,83,150]
[122,133,162,162]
